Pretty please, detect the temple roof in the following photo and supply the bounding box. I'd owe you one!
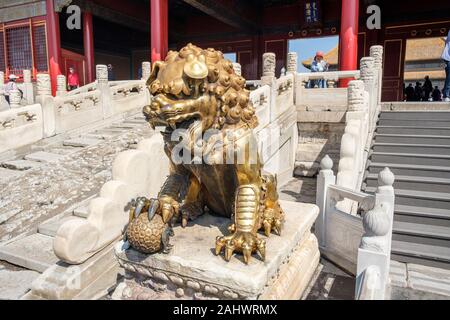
[302,37,446,69]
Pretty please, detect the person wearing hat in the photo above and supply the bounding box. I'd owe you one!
[4,74,18,106]
[310,51,329,88]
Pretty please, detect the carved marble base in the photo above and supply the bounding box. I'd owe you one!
[114,200,320,300]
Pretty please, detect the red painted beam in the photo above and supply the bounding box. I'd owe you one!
[150,0,168,63]
[83,12,95,83]
[339,0,359,87]
[46,0,62,96]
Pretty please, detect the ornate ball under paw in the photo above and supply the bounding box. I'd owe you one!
[127,213,166,254]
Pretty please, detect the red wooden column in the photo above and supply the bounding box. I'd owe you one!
[338,0,359,87]
[46,0,62,96]
[150,0,168,63]
[83,12,95,83]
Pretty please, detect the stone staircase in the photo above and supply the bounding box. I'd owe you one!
[0,113,148,299]
[363,111,450,270]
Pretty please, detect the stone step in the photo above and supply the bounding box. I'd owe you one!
[392,240,450,270]
[372,143,450,155]
[0,167,21,182]
[0,234,59,273]
[24,151,64,163]
[370,152,450,167]
[380,111,450,121]
[376,126,450,136]
[84,132,117,140]
[62,138,102,148]
[0,269,40,300]
[1,159,40,171]
[394,204,450,227]
[97,127,126,133]
[123,119,145,125]
[365,186,450,210]
[402,263,450,297]
[110,123,136,129]
[368,162,450,179]
[73,205,89,218]
[375,134,450,145]
[378,119,450,127]
[38,216,86,237]
[365,174,450,194]
[393,221,450,246]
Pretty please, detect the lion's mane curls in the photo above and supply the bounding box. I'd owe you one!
[148,43,258,129]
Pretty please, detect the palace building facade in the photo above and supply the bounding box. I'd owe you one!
[0,0,449,100]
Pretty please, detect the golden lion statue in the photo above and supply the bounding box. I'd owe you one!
[126,44,284,264]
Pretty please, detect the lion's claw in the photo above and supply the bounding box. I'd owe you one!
[215,231,266,264]
[179,202,204,228]
[261,208,284,237]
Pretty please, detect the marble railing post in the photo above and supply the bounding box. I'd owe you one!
[360,57,376,131]
[96,64,111,118]
[9,90,21,108]
[37,73,52,97]
[56,75,67,96]
[261,52,276,86]
[370,45,384,105]
[315,155,336,248]
[356,168,395,300]
[23,70,32,83]
[0,71,5,107]
[21,69,34,104]
[36,73,56,137]
[232,63,242,76]
[287,52,298,75]
[142,61,151,81]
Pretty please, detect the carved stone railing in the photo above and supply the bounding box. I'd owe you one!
[66,81,98,96]
[316,155,395,299]
[0,62,152,155]
[295,71,360,112]
[110,80,146,100]
[336,47,384,199]
[0,104,43,153]
[297,70,361,89]
[53,89,102,134]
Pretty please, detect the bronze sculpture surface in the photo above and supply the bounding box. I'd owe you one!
[126,44,284,264]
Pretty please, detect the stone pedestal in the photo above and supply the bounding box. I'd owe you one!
[114,200,320,300]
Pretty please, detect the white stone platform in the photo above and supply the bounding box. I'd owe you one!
[114,200,320,300]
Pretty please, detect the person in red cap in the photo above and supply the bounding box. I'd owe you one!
[67,67,80,91]
[310,51,329,88]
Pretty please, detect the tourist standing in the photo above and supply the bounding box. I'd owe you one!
[442,30,450,102]
[414,82,423,101]
[423,76,433,101]
[310,51,329,88]
[405,83,415,101]
[4,74,18,106]
[67,67,80,91]
[107,64,116,81]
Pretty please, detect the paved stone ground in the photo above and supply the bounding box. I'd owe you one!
[0,114,153,243]
[302,257,355,300]
[279,177,357,300]
[279,176,317,204]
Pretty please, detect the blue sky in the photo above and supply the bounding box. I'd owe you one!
[289,36,339,72]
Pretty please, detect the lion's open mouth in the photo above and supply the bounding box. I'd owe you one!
[166,113,201,131]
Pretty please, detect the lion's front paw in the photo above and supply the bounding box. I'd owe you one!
[158,196,180,224]
[215,231,266,264]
